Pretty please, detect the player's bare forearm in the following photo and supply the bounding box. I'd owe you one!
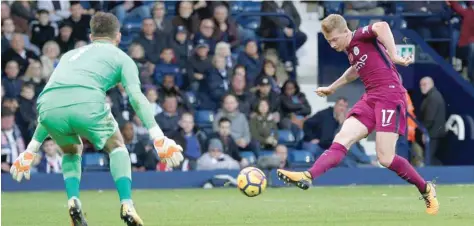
[329,67,359,91]
[372,21,398,61]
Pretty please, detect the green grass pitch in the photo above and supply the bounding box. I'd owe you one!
[2,185,474,226]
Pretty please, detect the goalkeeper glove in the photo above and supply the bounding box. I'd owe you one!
[10,151,36,182]
[153,136,184,168]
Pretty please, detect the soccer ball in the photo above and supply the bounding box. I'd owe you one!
[237,167,267,197]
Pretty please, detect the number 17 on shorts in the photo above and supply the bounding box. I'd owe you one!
[375,103,406,135]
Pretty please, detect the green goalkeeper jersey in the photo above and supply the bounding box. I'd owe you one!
[37,40,156,129]
[38,40,135,111]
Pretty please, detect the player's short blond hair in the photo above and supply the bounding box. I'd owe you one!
[321,14,348,34]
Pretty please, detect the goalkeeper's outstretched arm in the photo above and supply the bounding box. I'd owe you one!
[121,57,183,167]
[120,55,165,140]
[125,84,165,139]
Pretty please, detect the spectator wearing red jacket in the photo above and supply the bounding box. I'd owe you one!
[447,0,474,84]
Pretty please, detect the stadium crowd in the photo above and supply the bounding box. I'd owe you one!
[1,0,459,174]
[319,0,474,84]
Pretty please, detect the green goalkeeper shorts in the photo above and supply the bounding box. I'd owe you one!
[38,102,118,150]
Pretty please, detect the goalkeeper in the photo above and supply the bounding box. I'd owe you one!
[9,12,183,226]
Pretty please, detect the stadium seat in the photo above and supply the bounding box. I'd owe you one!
[121,18,142,35]
[164,1,176,15]
[288,151,314,168]
[241,1,261,12]
[240,151,257,164]
[82,153,109,172]
[258,150,274,159]
[277,129,296,147]
[194,110,215,128]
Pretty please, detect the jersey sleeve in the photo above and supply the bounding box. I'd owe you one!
[120,55,141,88]
[355,25,376,40]
[120,55,158,129]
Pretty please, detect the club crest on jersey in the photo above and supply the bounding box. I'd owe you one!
[362,26,369,34]
[353,46,360,56]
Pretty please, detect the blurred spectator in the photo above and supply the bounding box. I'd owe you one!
[303,97,348,155]
[257,144,288,169]
[1,2,10,21]
[37,138,62,174]
[215,42,235,70]
[121,122,158,172]
[37,0,71,22]
[196,138,240,170]
[447,0,474,83]
[257,59,281,94]
[65,2,91,42]
[16,83,37,144]
[55,22,75,55]
[198,55,231,110]
[208,117,247,167]
[229,73,255,117]
[2,18,15,54]
[145,88,163,117]
[131,115,149,140]
[108,0,151,24]
[213,94,254,150]
[233,64,246,78]
[194,19,218,54]
[10,1,36,34]
[279,80,311,130]
[2,33,39,75]
[404,0,450,56]
[172,1,200,37]
[344,1,385,30]
[128,43,155,86]
[252,77,281,124]
[212,4,239,50]
[170,26,192,72]
[30,9,58,50]
[158,75,192,113]
[259,1,307,72]
[2,98,19,114]
[22,61,46,96]
[155,95,181,136]
[419,76,447,165]
[133,18,168,64]
[170,112,207,171]
[250,99,279,149]
[2,60,23,98]
[1,108,25,173]
[237,39,264,88]
[108,84,134,124]
[154,48,182,87]
[2,18,39,55]
[40,41,60,80]
[187,42,212,92]
[152,2,174,38]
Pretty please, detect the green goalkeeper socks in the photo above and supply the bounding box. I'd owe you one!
[62,154,82,199]
[109,147,132,201]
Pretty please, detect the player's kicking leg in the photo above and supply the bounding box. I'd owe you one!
[376,132,439,215]
[278,117,368,189]
[103,130,143,226]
